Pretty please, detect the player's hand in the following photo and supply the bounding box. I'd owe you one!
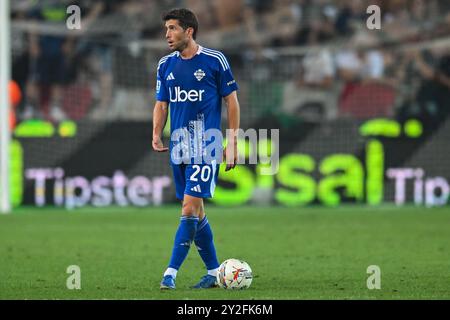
[223,141,238,171]
[152,137,168,152]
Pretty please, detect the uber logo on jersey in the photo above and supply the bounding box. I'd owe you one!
[169,86,205,102]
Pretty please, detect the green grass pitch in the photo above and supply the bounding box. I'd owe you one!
[1,205,450,299]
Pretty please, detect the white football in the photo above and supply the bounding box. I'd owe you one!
[217,258,253,290]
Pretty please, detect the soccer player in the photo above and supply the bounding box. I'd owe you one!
[152,8,240,289]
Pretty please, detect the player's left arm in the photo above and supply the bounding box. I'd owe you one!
[223,91,240,171]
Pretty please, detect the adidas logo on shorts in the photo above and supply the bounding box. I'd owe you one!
[191,185,202,193]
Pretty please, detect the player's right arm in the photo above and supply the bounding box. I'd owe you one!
[152,100,169,152]
[152,58,170,152]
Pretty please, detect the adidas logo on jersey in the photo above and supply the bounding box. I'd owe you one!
[166,72,175,81]
[191,185,202,193]
[194,69,205,81]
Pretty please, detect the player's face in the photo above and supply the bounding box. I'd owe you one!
[165,19,190,52]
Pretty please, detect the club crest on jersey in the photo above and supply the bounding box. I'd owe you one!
[194,69,205,81]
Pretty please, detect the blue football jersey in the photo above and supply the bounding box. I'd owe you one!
[156,46,238,164]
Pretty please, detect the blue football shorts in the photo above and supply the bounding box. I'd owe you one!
[171,160,220,200]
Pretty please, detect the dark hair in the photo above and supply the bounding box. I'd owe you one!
[163,8,199,40]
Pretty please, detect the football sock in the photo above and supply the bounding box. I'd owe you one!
[194,216,220,272]
[207,267,219,277]
[163,267,178,279]
[167,215,199,271]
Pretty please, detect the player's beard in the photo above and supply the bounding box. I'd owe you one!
[172,38,189,53]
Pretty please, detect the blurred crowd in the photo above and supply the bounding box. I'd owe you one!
[9,0,450,128]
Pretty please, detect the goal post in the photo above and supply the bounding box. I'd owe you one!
[0,0,11,214]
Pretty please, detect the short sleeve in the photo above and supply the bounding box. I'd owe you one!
[156,64,169,102]
[218,55,238,97]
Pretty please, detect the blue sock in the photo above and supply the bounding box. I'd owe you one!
[168,216,199,270]
[195,216,220,271]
